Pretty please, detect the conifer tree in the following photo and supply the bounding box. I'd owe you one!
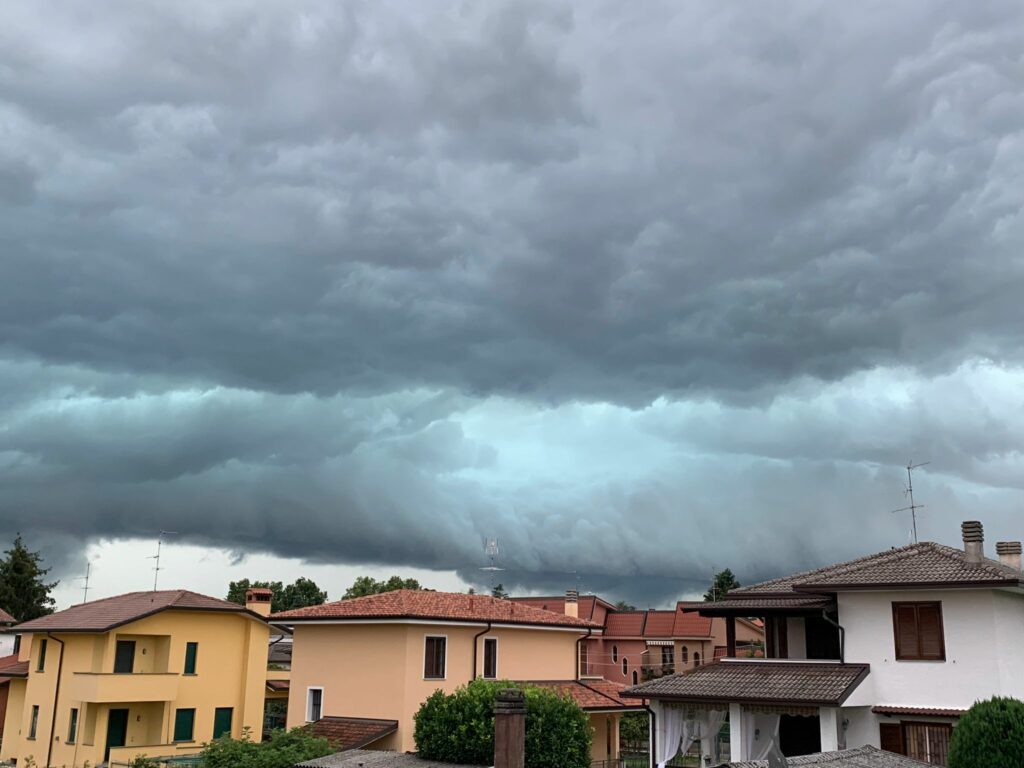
[0,535,58,621]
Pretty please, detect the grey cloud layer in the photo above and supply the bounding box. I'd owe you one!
[2,0,1024,602]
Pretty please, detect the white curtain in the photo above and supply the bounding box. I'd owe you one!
[698,709,728,764]
[654,703,699,768]
[742,712,781,762]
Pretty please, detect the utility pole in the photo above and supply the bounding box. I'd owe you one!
[891,461,929,544]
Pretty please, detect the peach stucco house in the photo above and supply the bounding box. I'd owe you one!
[272,590,642,763]
[512,594,764,686]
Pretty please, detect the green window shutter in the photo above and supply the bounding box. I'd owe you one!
[213,708,233,739]
[184,642,198,674]
[173,708,196,742]
[37,639,47,672]
[29,705,40,738]
[68,708,79,743]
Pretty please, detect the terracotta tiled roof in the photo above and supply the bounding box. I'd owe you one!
[603,612,646,636]
[272,590,600,629]
[730,542,1022,596]
[0,656,28,678]
[728,745,931,767]
[0,608,15,624]
[305,717,398,750]
[642,610,676,637]
[692,596,836,615]
[14,590,259,632]
[266,679,290,692]
[526,679,644,711]
[671,608,713,636]
[872,705,966,718]
[510,595,614,621]
[622,659,869,706]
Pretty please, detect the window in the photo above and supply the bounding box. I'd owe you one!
[632,670,638,685]
[661,645,675,671]
[213,708,233,739]
[67,708,79,744]
[880,722,952,766]
[184,642,199,674]
[579,640,589,677]
[612,645,618,662]
[681,645,689,664]
[13,635,20,654]
[29,705,39,739]
[114,640,136,673]
[306,688,323,722]
[424,636,446,679]
[37,639,47,672]
[893,602,945,661]
[173,708,196,742]
[693,652,701,666]
[622,657,628,676]
[483,638,498,679]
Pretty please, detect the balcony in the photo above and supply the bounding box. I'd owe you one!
[66,672,180,703]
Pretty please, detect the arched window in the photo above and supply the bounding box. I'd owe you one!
[622,658,628,676]
[681,645,689,664]
[694,652,701,667]
[612,645,618,662]
[632,670,638,685]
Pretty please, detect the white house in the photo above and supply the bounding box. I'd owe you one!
[624,521,1023,767]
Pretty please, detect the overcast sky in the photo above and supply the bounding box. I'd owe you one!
[3,0,1024,610]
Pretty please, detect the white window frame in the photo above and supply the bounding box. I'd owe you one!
[424,634,448,680]
[306,686,324,723]
[482,636,499,680]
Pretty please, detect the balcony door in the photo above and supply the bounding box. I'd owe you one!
[114,640,136,673]
[105,708,129,762]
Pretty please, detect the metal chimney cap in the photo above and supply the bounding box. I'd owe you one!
[961,521,984,542]
[996,541,1022,555]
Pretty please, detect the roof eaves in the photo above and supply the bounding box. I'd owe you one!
[791,579,1021,592]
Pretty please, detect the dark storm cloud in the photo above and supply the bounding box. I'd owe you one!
[3,0,1024,602]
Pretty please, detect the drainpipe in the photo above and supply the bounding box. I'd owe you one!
[575,628,593,680]
[472,622,492,679]
[46,633,66,768]
[821,609,845,663]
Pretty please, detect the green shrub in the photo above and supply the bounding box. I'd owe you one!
[200,726,332,768]
[413,679,591,768]
[948,697,1024,768]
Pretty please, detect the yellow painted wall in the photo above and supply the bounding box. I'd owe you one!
[1,610,269,767]
[287,621,583,753]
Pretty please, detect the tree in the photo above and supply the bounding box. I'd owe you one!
[414,679,591,768]
[341,575,424,600]
[0,535,58,621]
[491,583,509,599]
[948,696,1024,768]
[704,568,741,602]
[226,578,326,614]
[614,600,636,611]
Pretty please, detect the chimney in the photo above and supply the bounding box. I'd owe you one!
[962,521,984,564]
[996,541,1022,571]
[246,588,273,617]
[494,688,526,768]
[565,589,579,619]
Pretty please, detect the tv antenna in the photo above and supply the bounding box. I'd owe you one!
[149,530,178,590]
[890,460,929,544]
[479,538,505,592]
[77,561,93,604]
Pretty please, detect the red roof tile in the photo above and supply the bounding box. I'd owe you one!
[0,656,28,678]
[526,680,644,711]
[603,612,646,636]
[509,595,615,622]
[672,609,712,637]
[272,590,599,629]
[872,705,965,718]
[305,717,398,750]
[642,610,675,637]
[15,590,260,632]
[0,608,15,624]
[266,679,290,692]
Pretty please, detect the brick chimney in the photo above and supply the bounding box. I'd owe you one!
[494,688,526,768]
[246,587,273,617]
[996,541,1022,571]
[564,589,579,619]
[962,521,984,564]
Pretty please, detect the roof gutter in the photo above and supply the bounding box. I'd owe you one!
[471,621,492,679]
[46,633,66,768]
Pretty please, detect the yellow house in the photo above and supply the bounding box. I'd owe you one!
[1,588,272,767]
[273,590,643,763]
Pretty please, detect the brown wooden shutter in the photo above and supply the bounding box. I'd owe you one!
[893,604,919,659]
[879,723,905,755]
[917,604,945,660]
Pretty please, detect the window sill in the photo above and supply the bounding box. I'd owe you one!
[423,677,446,681]
[173,739,195,744]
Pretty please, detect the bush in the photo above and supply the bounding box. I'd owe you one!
[201,726,332,768]
[948,697,1024,768]
[413,679,591,768]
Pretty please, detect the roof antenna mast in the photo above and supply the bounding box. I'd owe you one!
[480,538,505,593]
[77,561,93,604]
[890,460,929,544]
[149,530,179,590]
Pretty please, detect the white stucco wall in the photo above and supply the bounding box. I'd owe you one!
[839,588,1024,709]
[786,617,807,659]
[0,634,15,656]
